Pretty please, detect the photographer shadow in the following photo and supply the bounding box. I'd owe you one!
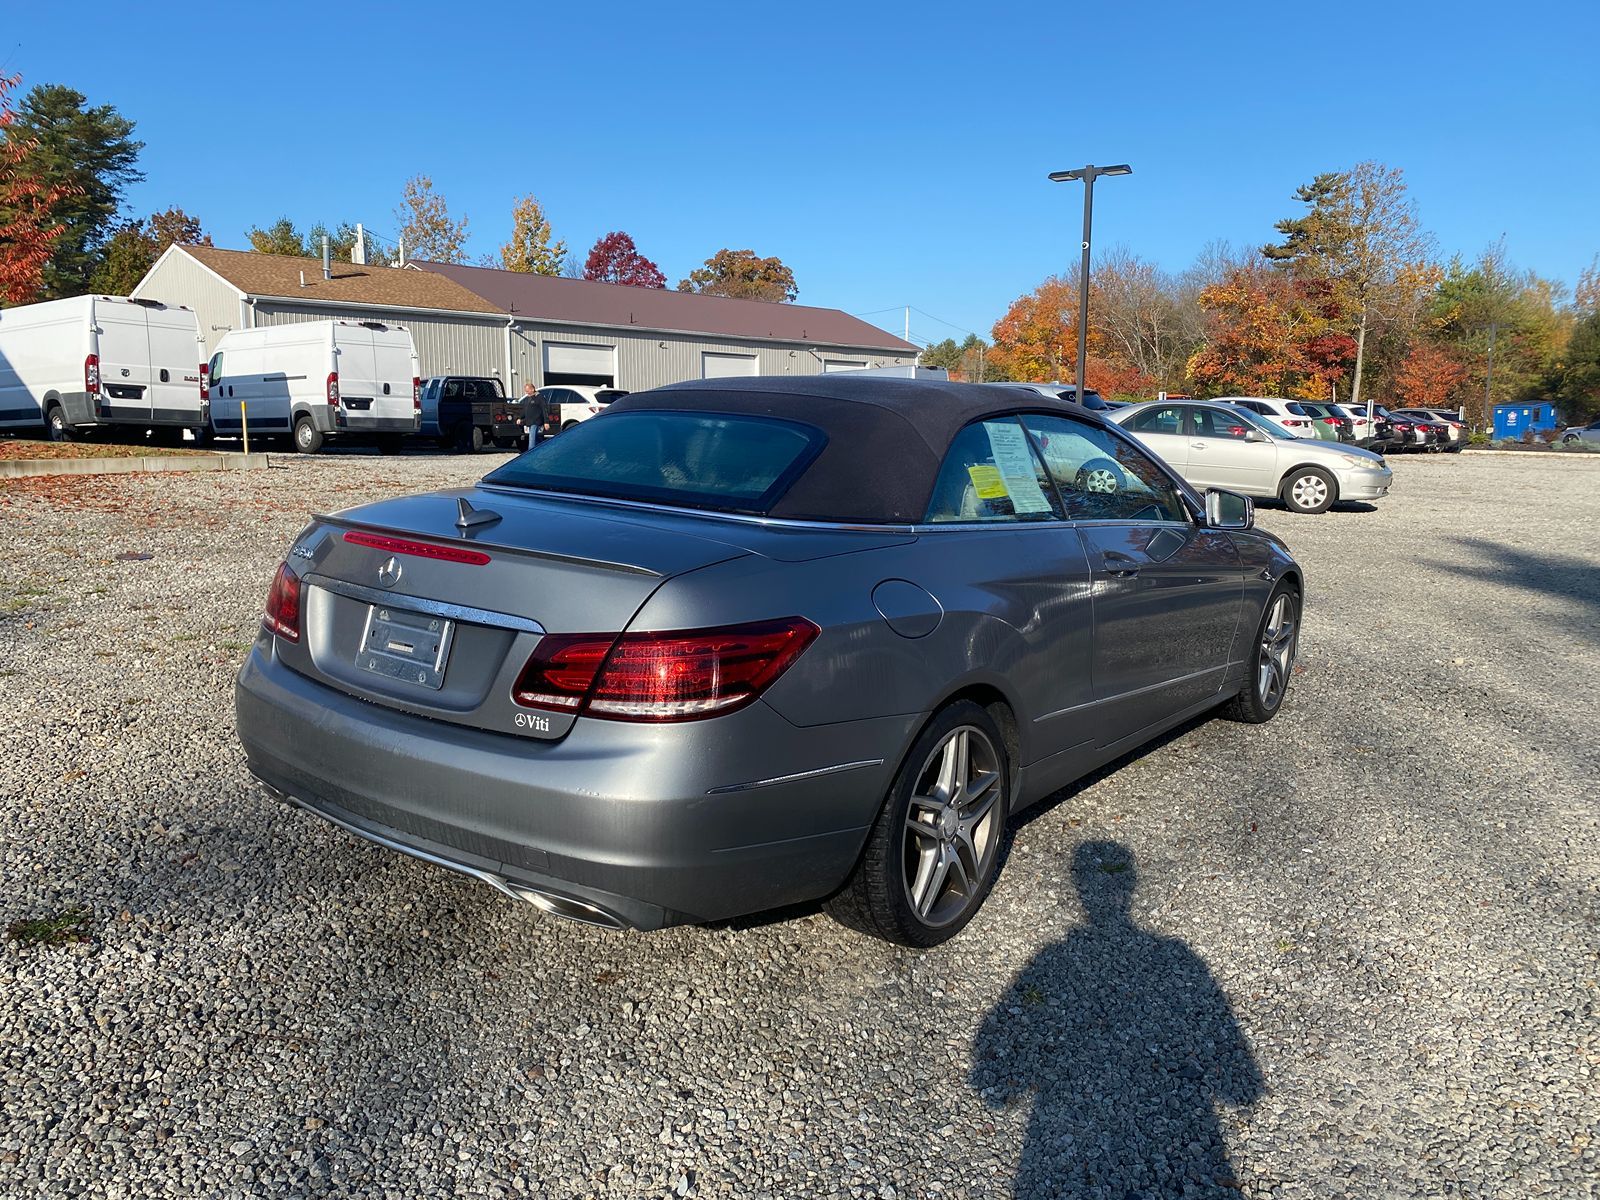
[971,841,1262,1199]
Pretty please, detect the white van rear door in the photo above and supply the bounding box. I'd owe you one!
[96,300,154,423]
[368,328,415,422]
[145,308,204,424]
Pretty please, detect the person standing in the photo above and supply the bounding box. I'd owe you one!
[519,383,544,449]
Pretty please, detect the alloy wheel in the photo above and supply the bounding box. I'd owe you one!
[1081,466,1119,493]
[1256,592,1298,709]
[902,726,1004,928]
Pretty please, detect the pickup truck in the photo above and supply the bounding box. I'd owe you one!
[419,376,520,451]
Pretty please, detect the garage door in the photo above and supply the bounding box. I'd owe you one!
[822,358,868,373]
[702,352,759,379]
[543,342,616,386]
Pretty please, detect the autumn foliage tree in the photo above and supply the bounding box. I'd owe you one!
[89,207,211,293]
[497,193,565,275]
[582,231,665,288]
[1186,266,1356,399]
[1393,343,1466,409]
[678,249,797,303]
[395,174,470,265]
[0,74,77,304]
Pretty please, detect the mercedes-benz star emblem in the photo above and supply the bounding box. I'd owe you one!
[376,556,402,588]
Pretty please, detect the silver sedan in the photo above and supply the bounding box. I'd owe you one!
[1111,400,1393,514]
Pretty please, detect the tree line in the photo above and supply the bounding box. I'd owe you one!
[0,74,802,306]
[963,162,1599,426]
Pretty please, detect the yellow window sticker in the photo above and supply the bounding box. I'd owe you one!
[966,464,1009,500]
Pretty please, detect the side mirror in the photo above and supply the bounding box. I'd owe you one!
[1205,488,1254,530]
[1243,429,1270,444]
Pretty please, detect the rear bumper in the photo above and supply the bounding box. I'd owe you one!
[234,642,911,929]
[334,413,417,435]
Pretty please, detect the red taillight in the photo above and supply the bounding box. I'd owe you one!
[512,618,820,722]
[262,562,302,642]
[1228,425,1246,436]
[85,353,100,394]
[327,371,340,404]
[199,362,209,402]
[342,530,491,565]
[412,376,421,412]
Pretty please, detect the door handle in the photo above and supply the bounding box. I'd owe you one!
[1190,441,1206,449]
[1100,551,1141,577]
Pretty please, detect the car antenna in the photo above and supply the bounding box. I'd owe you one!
[455,497,502,532]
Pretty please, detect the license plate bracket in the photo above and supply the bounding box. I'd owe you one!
[357,603,454,690]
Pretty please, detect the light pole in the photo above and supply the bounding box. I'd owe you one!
[1048,163,1131,403]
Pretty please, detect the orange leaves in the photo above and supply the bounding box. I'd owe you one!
[1394,344,1466,408]
[0,73,76,304]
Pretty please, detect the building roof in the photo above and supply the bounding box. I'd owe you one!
[597,375,1105,523]
[180,246,501,315]
[419,261,916,353]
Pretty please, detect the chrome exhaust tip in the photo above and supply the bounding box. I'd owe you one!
[508,885,627,930]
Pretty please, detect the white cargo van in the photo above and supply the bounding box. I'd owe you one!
[0,295,207,441]
[207,320,420,453]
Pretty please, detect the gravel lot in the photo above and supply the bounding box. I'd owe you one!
[2,450,1596,1199]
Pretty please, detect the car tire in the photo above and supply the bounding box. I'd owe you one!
[293,416,324,454]
[561,420,579,433]
[1075,457,1126,495]
[1564,434,1580,446]
[46,404,76,442]
[1280,466,1336,514]
[825,700,1010,948]
[1222,582,1300,724]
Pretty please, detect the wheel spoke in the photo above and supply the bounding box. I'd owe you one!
[905,814,940,843]
[933,732,964,803]
[917,850,951,917]
[962,786,999,830]
[961,770,999,811]
[908,843,940,911]
[946,846,972,900]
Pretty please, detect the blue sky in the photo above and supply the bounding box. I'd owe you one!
[6,0,1597,346]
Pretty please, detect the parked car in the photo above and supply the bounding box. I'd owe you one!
[1561,418,1600,445]
[1391,408,1465,452]
[235,376,1303,946]
[1358,404,1425,452]
[539,384,630,433]
[1112,399,1392,514]
[1292,401,1355,443]
[208,320,419,453]
[419,376,520,452]
[1328,404,1378,447]
[1397,410,1452,450]
[988,382,1115,412]
[1222,397,1321,437]
[0,295,207,443]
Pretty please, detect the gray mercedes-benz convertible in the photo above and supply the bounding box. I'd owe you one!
[236,376,1302,946]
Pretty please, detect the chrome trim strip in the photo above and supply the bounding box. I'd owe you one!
[278,789,626,929]
[1033,664,1228,723]
[305,574,546,634]
[280,790,520,900]
[705,758,885,795]
[472,484,918,534]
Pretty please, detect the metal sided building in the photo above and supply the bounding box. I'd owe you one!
[132,246,917,391]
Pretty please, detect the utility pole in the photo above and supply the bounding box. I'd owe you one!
[1048,164,1132,403]
[1484,321,1498,427]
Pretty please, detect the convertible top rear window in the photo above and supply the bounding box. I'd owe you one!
[483,410,826,515]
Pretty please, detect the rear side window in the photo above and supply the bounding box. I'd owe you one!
[1190,408,1251,439]
[1129,406,1185,435]
[924,418,1064,523]
[484,410,825,514]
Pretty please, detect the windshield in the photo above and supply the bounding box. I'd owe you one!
[1221,404,1298,440]
[482,410,826,514]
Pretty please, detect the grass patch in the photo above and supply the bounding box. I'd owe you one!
[1098,861,1128,874]
[1020,983,1045,1007]
[7,905,92,948]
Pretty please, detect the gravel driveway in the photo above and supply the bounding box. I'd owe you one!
[2,451,1595,1199]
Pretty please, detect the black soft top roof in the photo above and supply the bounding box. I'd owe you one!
[606,376,1106,523]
